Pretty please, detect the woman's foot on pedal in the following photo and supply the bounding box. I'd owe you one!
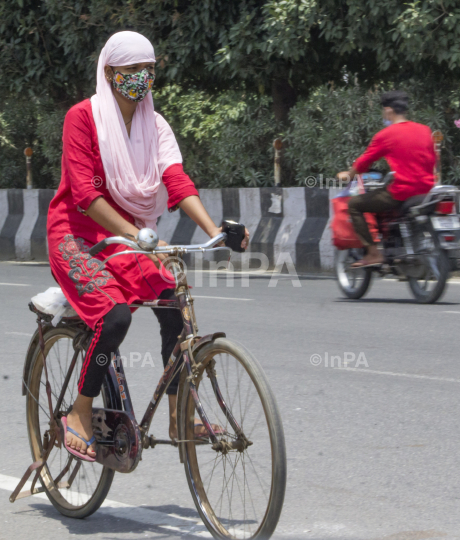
[167,395,224,440]
[169,418,224,440]
[65,397,96,458]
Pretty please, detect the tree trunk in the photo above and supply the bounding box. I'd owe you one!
[271,79,297,123]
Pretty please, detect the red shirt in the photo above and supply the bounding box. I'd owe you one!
[353,121,436,200]
[46,99,199,329]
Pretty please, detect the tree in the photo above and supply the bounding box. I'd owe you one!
[0,1,338,121]
[3,0,460,187]
[317,0,460,84]
[2,1,460,116]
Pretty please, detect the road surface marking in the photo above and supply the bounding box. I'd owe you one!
[5,331,33,336]
[335,367,460,384]
[0,473,211,537]
[443,311,460,314]
[0,282,30,287]
[193,295,253,301]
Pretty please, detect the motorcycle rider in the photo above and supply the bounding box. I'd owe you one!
[337,90,437,267]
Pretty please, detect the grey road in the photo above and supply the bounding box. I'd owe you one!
[2,262,460,540]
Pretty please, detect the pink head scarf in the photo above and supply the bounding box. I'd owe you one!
[91,31,181,230]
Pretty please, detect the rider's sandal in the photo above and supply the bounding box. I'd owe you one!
[350,261,383,269]
[61,416,97,462]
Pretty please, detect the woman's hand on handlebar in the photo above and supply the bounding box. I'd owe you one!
[208,226,250,250]
[178,196,249,249]
[147,240,169,268]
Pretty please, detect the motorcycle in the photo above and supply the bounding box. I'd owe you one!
[335,172,460,303]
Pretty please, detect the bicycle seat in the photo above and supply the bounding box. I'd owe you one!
[30,287,79,325]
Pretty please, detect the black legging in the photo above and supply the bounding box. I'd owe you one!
[78,289,183,398]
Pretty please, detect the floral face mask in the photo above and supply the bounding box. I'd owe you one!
[112,68,155,102]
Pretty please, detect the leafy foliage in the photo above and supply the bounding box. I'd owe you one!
[3,1,460,187]
[316,0,460,80]
[0,1,329,88]
[0,94,51,189]
[285,86,386,184]
[155,86,280,187]
[3,1,460,101]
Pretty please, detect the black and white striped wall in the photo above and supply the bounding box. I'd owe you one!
[0,189,55,262]
[0,187,337,271]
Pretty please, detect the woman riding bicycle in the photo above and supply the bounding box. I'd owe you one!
[47,31,249,461]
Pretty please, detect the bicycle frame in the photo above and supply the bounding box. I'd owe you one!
[134,257,243,449]
[130,257,223,446]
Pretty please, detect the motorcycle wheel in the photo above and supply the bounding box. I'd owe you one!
[408,236,450,304]
[335,248,373,300]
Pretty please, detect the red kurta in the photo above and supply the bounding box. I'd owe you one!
[47,99,198,330]
[353,121,436,200]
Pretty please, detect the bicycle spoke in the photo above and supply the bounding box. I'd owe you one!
[245,452,270,498]
[246,408,264,439]
[24,379,50,419]
[242,453,261,531]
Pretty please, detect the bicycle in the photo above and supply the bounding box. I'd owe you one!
[11,225,287,540]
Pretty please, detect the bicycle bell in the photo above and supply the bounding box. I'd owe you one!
[136,228,159,251]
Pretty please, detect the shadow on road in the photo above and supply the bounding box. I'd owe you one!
[335,297,459,305]
[210,274,333,282]
[24,502,202,539]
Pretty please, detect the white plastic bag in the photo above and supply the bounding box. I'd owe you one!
[31,287,77,326]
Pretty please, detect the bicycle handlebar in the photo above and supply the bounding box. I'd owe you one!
[88,230,228,258]
[88,238,110,257]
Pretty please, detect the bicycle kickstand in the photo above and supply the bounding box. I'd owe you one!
[10,319,59,503]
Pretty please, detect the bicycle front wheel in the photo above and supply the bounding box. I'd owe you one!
[179,337,286,540]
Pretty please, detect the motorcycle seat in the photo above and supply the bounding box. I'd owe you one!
[398,194,430,216]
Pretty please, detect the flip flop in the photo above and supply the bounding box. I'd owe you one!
[61,416,97,462]
[194,422,225,440]
[350,261,383,269]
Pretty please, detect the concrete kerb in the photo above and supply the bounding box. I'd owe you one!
[0,187,334,270]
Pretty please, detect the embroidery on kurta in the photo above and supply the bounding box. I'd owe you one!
[59,235,115,297]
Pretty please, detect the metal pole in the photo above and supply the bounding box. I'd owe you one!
[24,147,33,189]
[273,139,283,187]
[432,131,443,185]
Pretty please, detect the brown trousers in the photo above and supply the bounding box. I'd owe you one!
[348,188,403,246]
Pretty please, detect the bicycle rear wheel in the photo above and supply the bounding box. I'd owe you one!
[26,327,119,518]
[179,337,286,540]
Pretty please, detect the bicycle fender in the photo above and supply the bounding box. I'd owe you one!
[191,332,226,357]
[22,325,52,396]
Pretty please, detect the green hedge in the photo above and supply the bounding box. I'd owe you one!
[154,85,281,188]
[2,82,460,189]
